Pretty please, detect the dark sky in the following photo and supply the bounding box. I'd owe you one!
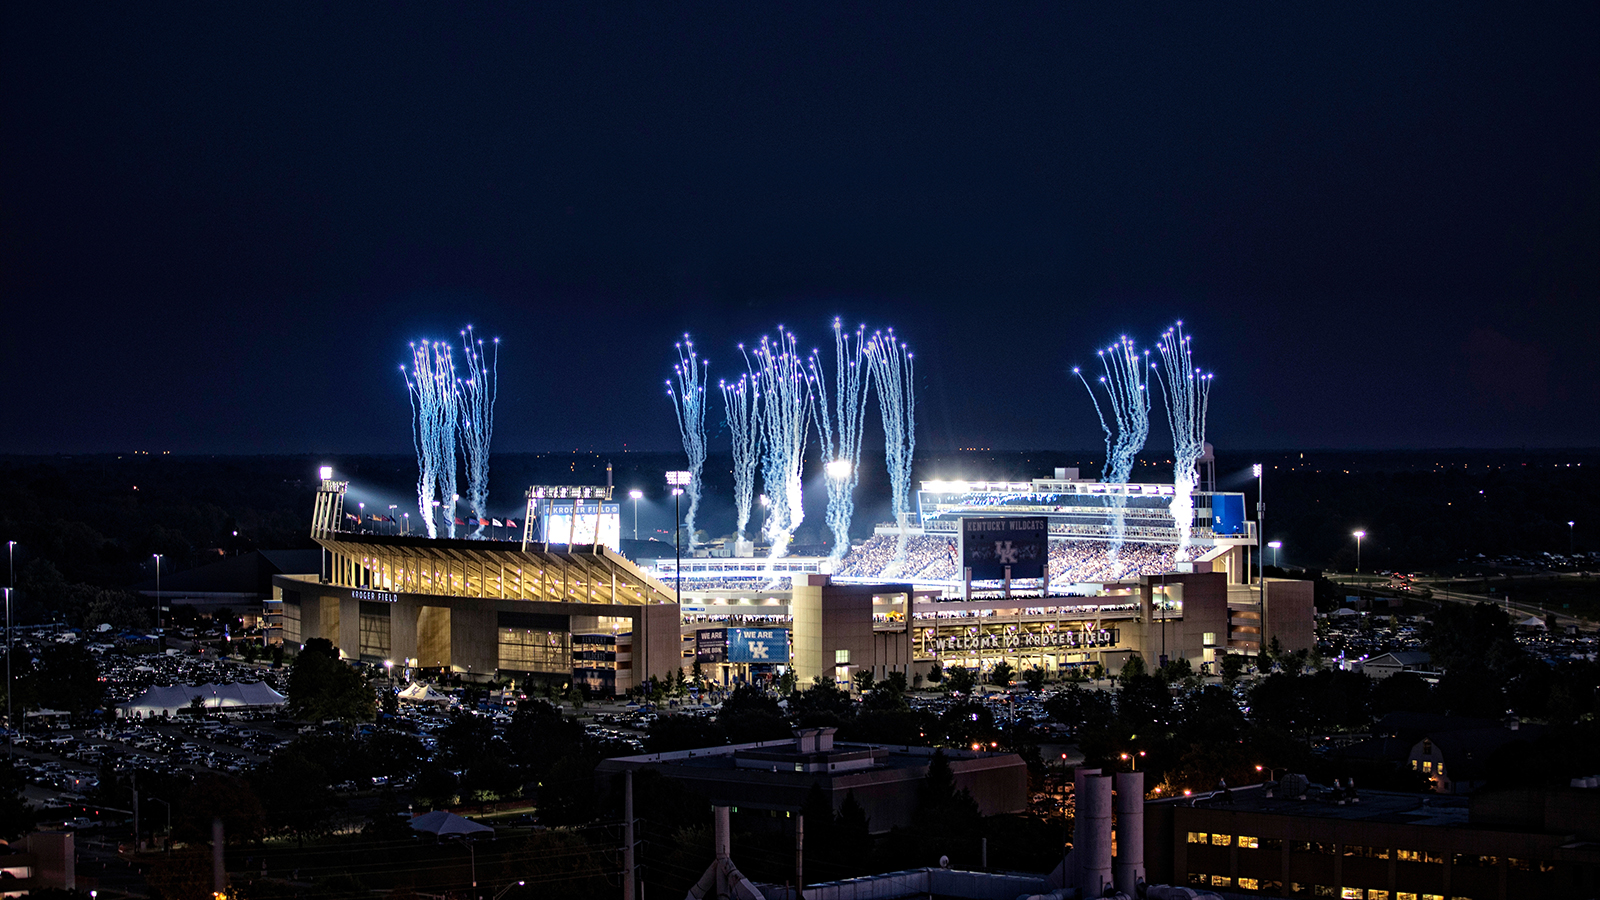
[3,4,1596,456]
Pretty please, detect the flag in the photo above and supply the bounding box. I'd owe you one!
[345,513,359,521]
[455,517,466,525]
[491,519,503,527]
[479,518,491,526]
[505,519,517,528]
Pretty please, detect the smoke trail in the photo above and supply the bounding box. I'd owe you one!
[458,325,498,539]
[865,329,916,574]
[812,319,872,561]
[402,340,460,539]
[720,362,762,551]
[1074,336,1151,564]
[751,326,816,562]
[1152,322,1213,562]
[666,334,709,548]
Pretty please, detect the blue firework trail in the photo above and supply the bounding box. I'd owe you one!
[458,326,498,539]
[1074,335,1151,563]
[751,326,816,562]
[666,334,709,547]
[812,319,873,561]
[1153,321,1213,561]
[402,340,460,539]
[720,360,763,549]
[865,328,916,573]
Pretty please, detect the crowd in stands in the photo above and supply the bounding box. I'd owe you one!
[836,534,1178,583]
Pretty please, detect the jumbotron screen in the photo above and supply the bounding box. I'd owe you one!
[542,502,621,551]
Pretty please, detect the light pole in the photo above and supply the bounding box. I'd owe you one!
[1254,463,1267,652]
[5,540,12,758]
[1569,521,1576,554]
[153,553,163,632]
[1352,530,1365,574]
[359,502,365,533]
[667,472,690,605]
[629,490,643,541]
[1267,540,1282,568]
[389,505,398,535]
[493,881,525,900]
[403,512,411,536]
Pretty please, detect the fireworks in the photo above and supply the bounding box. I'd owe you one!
[865,328,916,574]
[750,326,816,561]
[720,364,762,551]
[1153,321,1213,562]
[1075,335,1151,560]
[458,326,498,539]
[666,334,709,548]
[812,319,872,560]
[401,340,460,539]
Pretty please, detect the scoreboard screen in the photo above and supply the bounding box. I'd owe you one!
[959,516,1048,579]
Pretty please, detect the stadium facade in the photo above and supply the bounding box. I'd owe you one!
[275,471,1312,695]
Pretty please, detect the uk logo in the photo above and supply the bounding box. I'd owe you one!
[748,641,770,659]
[995,541,1018,564]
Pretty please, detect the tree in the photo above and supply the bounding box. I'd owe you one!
[1220,653,1247,686]
[0,760,34,840]
[1117,655,1147,687]
[988,661,1014,687]
[853,668,876,694]
[287,638,374,722]
[926,659,944,684]
[645,714,726,752]
[1023,666,1046,692]
[945,666,975,695]
[30,643,106,714]
[251,748,336,845]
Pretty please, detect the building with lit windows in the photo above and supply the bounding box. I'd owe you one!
[1144,781,1600,899]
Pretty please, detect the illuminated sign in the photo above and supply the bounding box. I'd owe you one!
[960,516,1048,579]
[727,628,789,664]
[352,590,399,603]
[930,628,1117,653]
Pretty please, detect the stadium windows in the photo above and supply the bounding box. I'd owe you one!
[1238,877,1260,890]
[836,649,850,664]
[1211,833,1232,846]
[1187,832,1209,844]
[1239,835,1260,849]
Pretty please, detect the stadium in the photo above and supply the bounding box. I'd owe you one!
[276,465,1313,695]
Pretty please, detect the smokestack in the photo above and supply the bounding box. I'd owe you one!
[213,817,226,894]
[1114,771,1146,896]
[1077,771,1114,897]
[714,806,732,860]
[1071,767,1101,885]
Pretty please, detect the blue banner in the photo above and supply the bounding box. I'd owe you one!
[726,628,789,664]
[1212,494,1247,535]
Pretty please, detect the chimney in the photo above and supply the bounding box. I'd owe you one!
[1113,771,1146,896]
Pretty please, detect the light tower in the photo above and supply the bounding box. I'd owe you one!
[629,490,643,541]
[1352,530,1366,574]
[667,471,691,604]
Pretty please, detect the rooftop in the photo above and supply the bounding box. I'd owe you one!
[1157,783,1472,827]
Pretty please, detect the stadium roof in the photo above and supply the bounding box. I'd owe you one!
[313,532,678,605]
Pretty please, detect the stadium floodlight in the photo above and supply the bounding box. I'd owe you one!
[1252,463,1263,478]
[629,490,643,541]
[319,465,334,481]
[826,459,853,480]
[1267,540,1282,567]
[1352,530,1366,573]
[666,470,692,486]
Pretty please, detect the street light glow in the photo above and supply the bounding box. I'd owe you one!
[1252,463,1262,478]
[629,489,643,500]
[1267,540,1282,549]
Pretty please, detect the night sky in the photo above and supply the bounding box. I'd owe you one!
[3,4,1596,456]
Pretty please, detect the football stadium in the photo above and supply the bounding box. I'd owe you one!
[275,466,1312,696]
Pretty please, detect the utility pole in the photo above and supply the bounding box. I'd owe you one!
[623,770,636,900]
[795,813,804,900]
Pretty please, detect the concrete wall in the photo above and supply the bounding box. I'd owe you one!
[792,577,913,685]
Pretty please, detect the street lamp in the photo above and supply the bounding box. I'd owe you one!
[1569,521,1576,554]
[493,881,525,900]
[403,512,410,535]
[153,553,164,632]
[1352,531,1365,574]
[667,471,691,604]
[1267,540,1282,568]
[629,490,643,541]
[359,502,365,533]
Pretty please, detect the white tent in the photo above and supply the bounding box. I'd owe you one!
[1518,615,1549,631]
[117,682,287,717]
[398,683,453,705]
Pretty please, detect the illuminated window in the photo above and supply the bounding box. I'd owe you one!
[1187,832,1209,844]
[1239,835,1260,849]
[1369,892,1390,900]
[1212,833,1232,846]
[1203,632,1217,646]
[1188,872,1208,886]
[835,649,850,664]
[1371,847,1390,860]
[1422,760,1433,772]
[1314,887,1335,898]
[1341,889,1363,900]
[1398,893,1419,900]
[1238,877,1260,890]
[1397,850,1422,862]
[1211,875,1232,887]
